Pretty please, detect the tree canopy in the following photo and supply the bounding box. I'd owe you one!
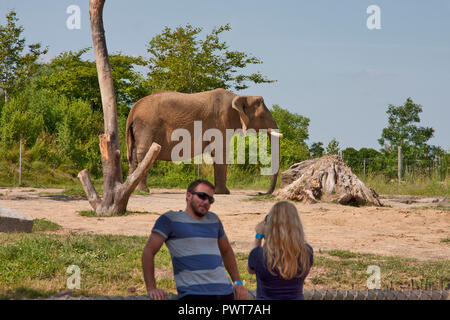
[34,48,148,114]
[0,10,47,102]
[309,142,324,158]
[378,98,440,160]
[146,23,275,93]
[326,138,340,155]
[270,105,310,166]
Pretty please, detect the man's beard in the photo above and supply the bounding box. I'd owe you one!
[189,201,208,218]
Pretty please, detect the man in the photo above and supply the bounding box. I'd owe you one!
[142,179,248,300]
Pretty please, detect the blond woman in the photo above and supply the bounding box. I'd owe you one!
[247,201,313,300]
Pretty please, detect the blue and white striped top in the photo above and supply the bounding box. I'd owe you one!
[152,210,233,298]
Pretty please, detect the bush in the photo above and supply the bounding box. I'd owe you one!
[0,88,105,177]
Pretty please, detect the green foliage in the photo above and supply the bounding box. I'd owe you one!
[0,10,47,102]
[0,87,104,176]
[270,104,309,143]
[326,138,340,155]
[343,147,385,174]
[0,95,44,147]
[310,142,324,158]
[270,105,310,166]
[147,161,198,188]
[378,98,438,160]
[33,48,148,114]
[279,138,310,167]
[32,219,62,232]
[146,23,275,93]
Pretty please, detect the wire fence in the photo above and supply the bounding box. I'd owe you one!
[338,154,448,182]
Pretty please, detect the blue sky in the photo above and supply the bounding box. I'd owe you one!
[1,0,449,150]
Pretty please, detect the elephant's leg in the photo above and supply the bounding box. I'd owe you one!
[135,149,151,193]
[214,163,230,194]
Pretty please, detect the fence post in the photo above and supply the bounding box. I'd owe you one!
[19,138,22,186]
[397,146,402,182]
[363,158,366,180]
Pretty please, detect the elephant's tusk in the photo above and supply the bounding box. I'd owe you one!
[268,129,283,138]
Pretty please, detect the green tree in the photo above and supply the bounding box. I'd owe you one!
[310,142,324,158]
[0,10,47,103]
[343,147,384,173]
[270,105,309,144]
[342,147,360,169]
[326,138,340,155]
[0,87,105,174]
[35,48,147,114]
[270,105,310,166]
[378,98,435,161]
[146,23,275,93]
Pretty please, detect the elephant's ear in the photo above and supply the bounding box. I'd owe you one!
[232,95,250,135]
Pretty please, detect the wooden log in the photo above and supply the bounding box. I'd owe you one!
[276,155,382,206]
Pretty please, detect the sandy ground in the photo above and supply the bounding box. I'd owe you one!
[0,187,449,260]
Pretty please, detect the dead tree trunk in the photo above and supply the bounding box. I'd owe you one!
[78,0,161,215]
[276,155,381,206]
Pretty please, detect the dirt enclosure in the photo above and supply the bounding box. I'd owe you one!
[0,187,449,260]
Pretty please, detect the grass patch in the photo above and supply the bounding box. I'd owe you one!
[0,233,172,299]
[363,174,449,197]
[414,204,450,212]
[308,250,450,290]
[78,210,159,217]
[32,219,63,232]
[327,250,360,259]
[243,194,276,202]
[1,232,448,299]
[132,190,151,196]
[440,238,450,244]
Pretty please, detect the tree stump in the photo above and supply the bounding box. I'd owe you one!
[275,155,382,206]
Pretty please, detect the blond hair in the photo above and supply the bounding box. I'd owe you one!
[263,201,312,280]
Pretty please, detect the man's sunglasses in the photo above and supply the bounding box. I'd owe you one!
[190,191,215,204]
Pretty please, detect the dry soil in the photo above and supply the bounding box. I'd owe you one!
[0,187,449,260]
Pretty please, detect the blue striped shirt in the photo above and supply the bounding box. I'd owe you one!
[152,210,233,297]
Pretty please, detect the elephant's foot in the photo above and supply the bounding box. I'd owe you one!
[214,186,230,195]
[136,182,150,194]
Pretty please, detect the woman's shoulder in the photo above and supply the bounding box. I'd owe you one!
[305,243,313,254]
[305,243,314,265]
[250,246,264,256]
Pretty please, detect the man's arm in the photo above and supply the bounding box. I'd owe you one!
[142,232,167,300]
[218,236,248,300]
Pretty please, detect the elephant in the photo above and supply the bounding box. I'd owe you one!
[126,88,282,194]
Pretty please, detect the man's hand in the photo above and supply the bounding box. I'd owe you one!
[149,288,167,300]
[233,283,248,300]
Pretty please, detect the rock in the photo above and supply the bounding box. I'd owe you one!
[275,155,382,206]
[0,207,34,233]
